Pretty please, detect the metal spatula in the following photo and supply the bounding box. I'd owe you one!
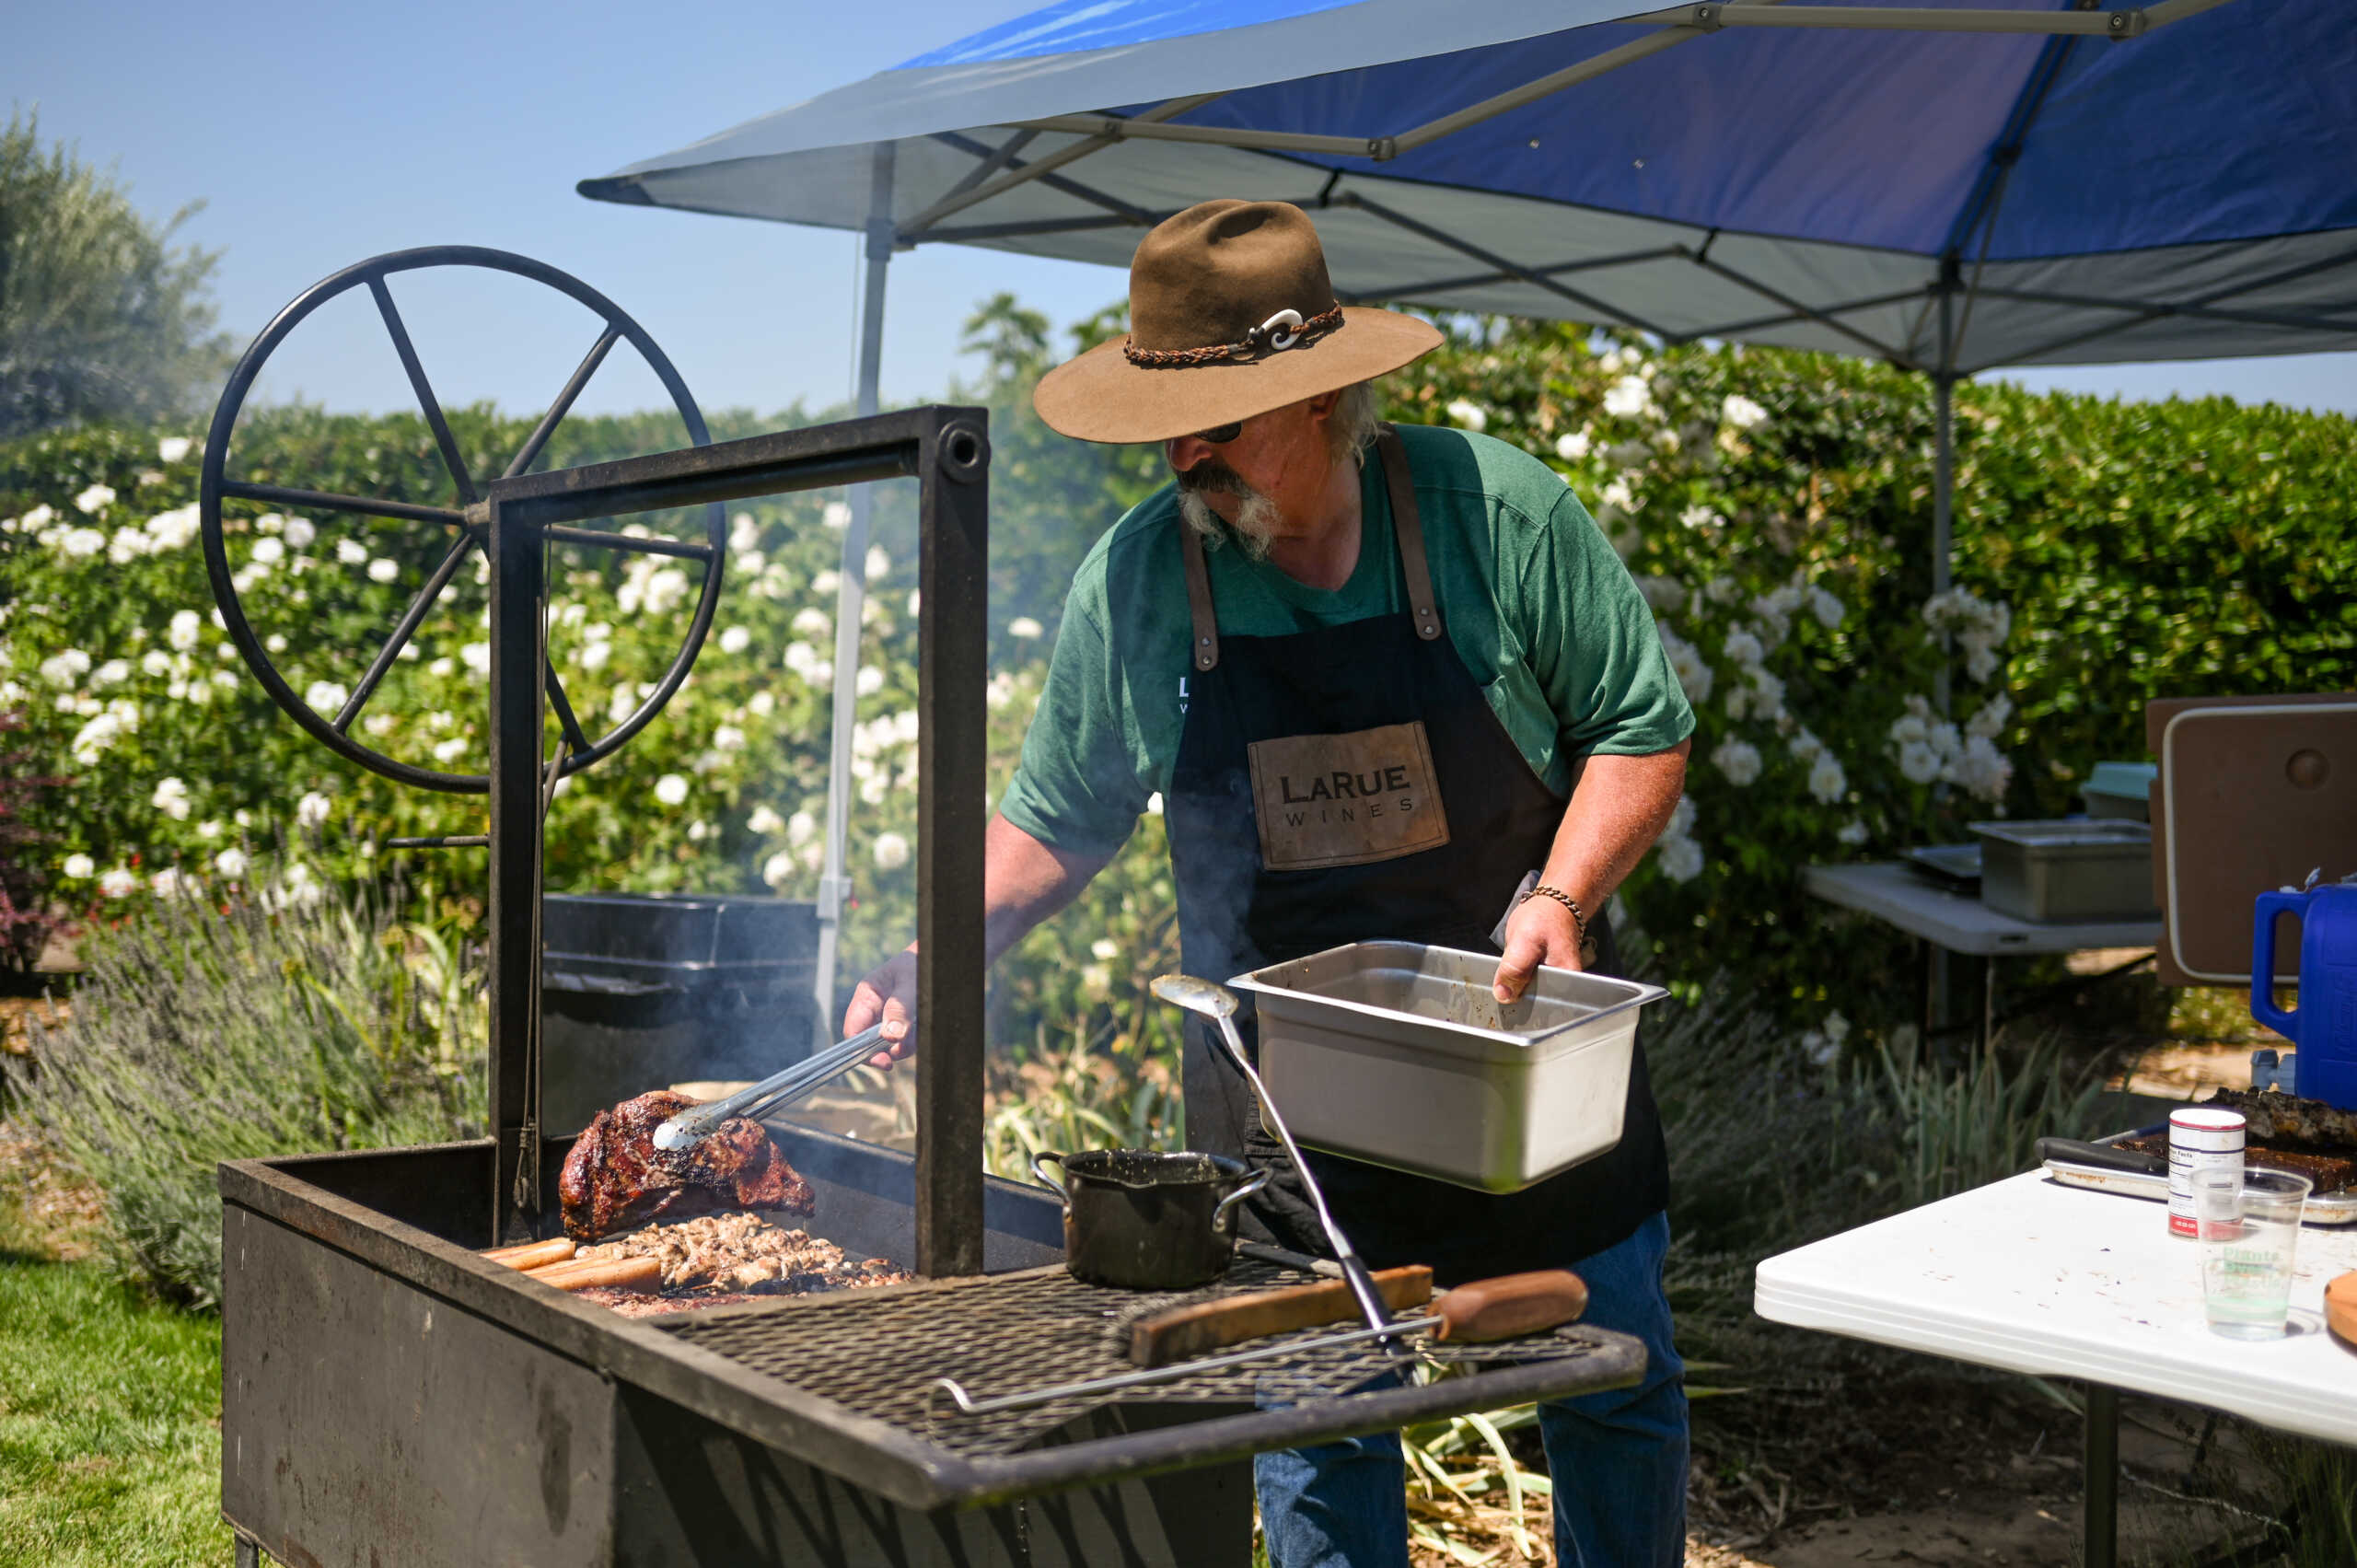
[1150,973,1396,1342]
[651,1023,888,1152]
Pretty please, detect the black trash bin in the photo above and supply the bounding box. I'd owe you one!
[540,892,818,1134]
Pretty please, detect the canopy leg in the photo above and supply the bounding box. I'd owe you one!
[1931,285,1956,717]
[814,144,896,1048]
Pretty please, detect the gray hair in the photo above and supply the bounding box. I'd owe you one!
[1327,379,1383,467]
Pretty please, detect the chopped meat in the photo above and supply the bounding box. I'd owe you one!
[568,1213,913,1316]
[576,1212,881,1289]
[2201,1087,2357,1152]
[559,1092,816,1242]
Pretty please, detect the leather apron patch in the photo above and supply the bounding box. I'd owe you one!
[1247,720,1451,871]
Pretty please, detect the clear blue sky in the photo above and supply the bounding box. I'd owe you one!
[12,1,2353,424]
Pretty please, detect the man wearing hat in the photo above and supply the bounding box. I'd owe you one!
[849,199,1694,1567]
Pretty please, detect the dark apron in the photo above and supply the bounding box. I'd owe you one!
[1164,429,1667,1285]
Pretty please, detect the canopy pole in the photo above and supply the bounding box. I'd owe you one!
[1931,282,1956,717]
[813,142,895,1049]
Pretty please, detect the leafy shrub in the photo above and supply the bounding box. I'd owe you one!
[6,871,482,1307]
[1384,324,2356,1028]
[4,297,2351,1061]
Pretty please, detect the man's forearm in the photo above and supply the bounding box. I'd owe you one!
[982,812,1113,966]
[1540,741,1690,918]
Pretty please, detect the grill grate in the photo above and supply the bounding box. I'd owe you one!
[662,1259,1621,1458]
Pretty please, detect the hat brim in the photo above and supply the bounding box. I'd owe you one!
[1032,308,1445,445]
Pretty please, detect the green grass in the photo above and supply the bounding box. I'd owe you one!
[0,1200,228,1565]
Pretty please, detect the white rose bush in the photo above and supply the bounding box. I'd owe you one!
[1366,317,2357,1020]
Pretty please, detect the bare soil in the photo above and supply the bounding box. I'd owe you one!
[1395,1362,2282,1568]
[0,1121,107,1262]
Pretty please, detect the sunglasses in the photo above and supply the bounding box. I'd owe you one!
[1190,422,1244,445]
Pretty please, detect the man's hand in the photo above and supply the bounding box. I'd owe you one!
[843,944,919,1069]
[1492,894,1585,1003]
[835,815,1117,1070]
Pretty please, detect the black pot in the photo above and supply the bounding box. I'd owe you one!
[1031,1149,1271,1291]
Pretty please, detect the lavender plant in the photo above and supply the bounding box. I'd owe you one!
[6,868,482,1307]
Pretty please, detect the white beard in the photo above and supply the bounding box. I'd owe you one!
[1177,482,1283,562]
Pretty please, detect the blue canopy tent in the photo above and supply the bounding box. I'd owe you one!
[578,0,2357,1030]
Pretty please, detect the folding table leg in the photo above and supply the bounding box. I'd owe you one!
[2084,1381,2119,1568]
[1982,956,1997,1060]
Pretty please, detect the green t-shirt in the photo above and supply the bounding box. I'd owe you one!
[1000,423,1694,858]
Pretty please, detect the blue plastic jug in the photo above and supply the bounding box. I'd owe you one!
[2250,880,2357,1111]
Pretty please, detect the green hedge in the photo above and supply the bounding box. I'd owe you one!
[1379,325,2356,1025]
[4,302,2351,1047]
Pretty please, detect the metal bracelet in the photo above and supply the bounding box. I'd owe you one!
[1523,884,1594,962]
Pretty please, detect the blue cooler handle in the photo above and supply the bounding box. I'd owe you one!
[2250,890,2305,1042]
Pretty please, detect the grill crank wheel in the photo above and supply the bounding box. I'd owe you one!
[198,245,725,794]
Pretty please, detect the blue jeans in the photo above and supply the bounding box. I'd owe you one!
[1254,1212,1689,1568]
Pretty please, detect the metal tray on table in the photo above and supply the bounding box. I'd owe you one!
[2041,1126,2357,1225]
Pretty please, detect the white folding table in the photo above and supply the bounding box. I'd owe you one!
[1802,862,2165,1049]
[1755,1170,2357,1567]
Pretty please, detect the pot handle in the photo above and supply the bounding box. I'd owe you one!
[1030,1151,1070,1197]
[1212,1167,1273,1232]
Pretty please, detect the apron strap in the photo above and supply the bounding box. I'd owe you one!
[1376,428,1444,643]
[1178,520,1221,672]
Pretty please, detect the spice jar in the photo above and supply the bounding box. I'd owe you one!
[2168,1106,2246,1238]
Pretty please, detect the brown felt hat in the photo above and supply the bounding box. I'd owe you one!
[1033,200,1443,445]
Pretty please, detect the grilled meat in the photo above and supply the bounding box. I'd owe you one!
[2119,1134,2357,1194]
[2202,1087,2357,1152]
[559,1092,816,1241]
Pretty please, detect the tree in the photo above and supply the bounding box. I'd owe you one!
[0,110,235,439]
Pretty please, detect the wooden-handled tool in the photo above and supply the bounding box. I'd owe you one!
[2328,1271,2357,1351]
[1428,1270,1591,1342]
[1131,1267,1433,1367]
[935,1268,1589,1418]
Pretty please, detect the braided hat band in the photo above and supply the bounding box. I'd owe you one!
[1122,304,1347,368]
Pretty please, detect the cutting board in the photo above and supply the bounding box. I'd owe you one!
[2328,1271,2357,1353]
[2147,695,2357,986]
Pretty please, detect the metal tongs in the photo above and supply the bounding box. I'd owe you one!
[650,1023,888,1153]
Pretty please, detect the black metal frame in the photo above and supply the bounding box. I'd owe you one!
[198,246,727,795]
[478,409,993,1268]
